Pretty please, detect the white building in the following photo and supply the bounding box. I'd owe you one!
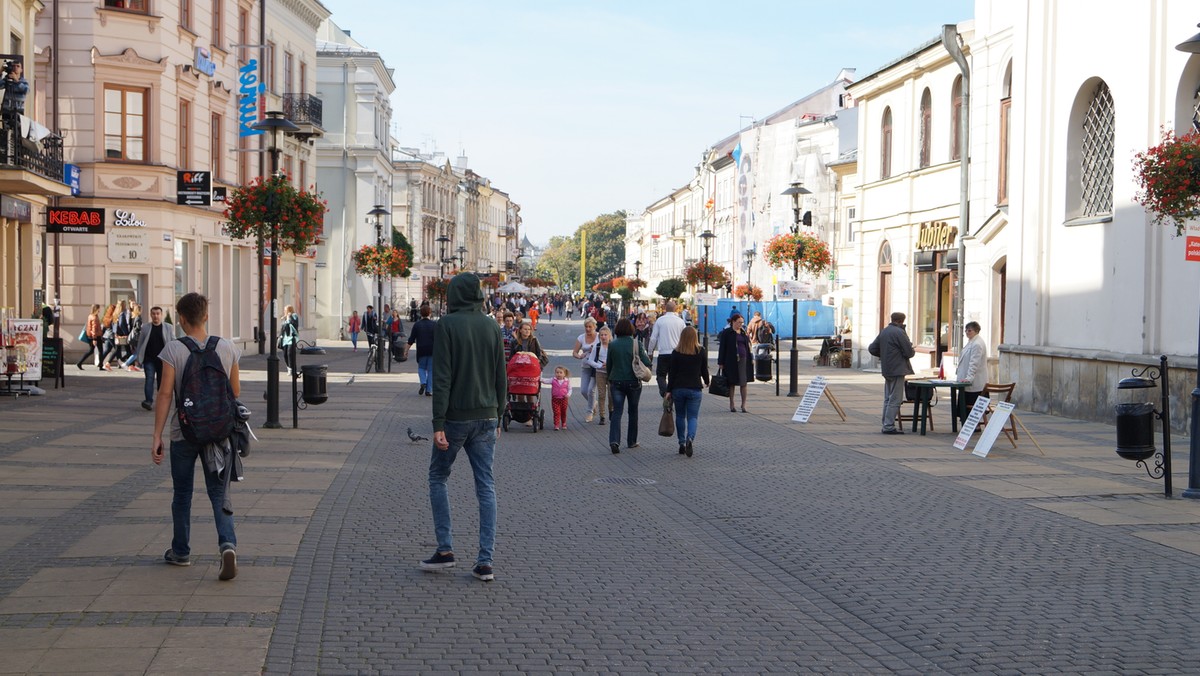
[313,20,395,339]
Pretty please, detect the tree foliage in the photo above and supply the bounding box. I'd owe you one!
[531,211,627,292]
[656,278,687,300]
[391,229,414,278]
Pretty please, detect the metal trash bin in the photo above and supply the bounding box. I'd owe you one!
[300,364,328,405]
[754,344,773,382]
[1114,401,1155,461]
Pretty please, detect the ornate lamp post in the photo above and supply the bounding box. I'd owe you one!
[456,245,468,271]
[781,182,811,397]
[700,230,716,344]
[1175,27,1200,498]
[744,246,756,314]
[249,110,298,429]
[436,233,451,315]
[635,260,642,280]
[368,205,389,373]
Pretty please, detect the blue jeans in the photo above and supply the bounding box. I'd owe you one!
[169,438,236,557]
[349,331,359,349]
[608,379,642,446]
[418,355,433,393]
[671,387,702,444]
[579,366,596,414]
[428,419,497,566]
[143,360,162,403]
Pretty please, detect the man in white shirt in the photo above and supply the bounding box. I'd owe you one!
[647,300,687,397]
[955,321,988,420]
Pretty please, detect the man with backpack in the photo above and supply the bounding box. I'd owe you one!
[150,292,242,580]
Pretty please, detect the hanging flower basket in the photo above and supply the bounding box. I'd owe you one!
[1133,129,1200,236]
[763,232,832,275]
[352,244,410,278]
[733,284,764,301]
[222,174,327,254]
[684,261,730,288]
[425,278,449,302]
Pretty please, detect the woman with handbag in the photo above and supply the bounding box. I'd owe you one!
[572,317,601,422]
[666,326,709,457]
[96,304,118,371]
[76,303,103,369]
[716,312,753,412]
[583,325,612,424]
[605,318,651,454]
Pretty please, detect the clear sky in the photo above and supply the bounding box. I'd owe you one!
[317,0,974,245]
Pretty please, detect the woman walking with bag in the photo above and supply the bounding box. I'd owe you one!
[572,317,600,422]
[76,303,103,369]
[605,318,651,454]
[666,326,709,458]
[97,304,118,371]
[279,305,299,374]
[716,312,752,412]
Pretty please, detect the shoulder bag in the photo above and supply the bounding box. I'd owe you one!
[708,367,730,397]
[632,343,652,382]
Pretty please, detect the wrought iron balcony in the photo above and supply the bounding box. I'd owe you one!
[281,94,324,142]
[0,120,71,196]
[501,226,516,239]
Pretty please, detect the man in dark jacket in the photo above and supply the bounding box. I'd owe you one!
[421,273,506,582]
[868,311,916,434]
[407,304,437,396]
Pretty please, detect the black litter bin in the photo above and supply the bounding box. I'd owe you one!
[301,364,328,405]
[754,344,773,382]
[1114,401,1155,461]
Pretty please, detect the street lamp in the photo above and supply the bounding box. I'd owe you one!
[635,260,642,280]
[781,181,811,397]
[249,110,298,429]
[1174,28,1200,498]
[457,245,468,271]
[700,230,716,345]
[368,205,389,373]
[436,233,451,315]
[744,246,756,315]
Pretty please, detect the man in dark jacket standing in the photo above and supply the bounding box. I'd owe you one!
[421,273,507,582]
[868,311,916,435]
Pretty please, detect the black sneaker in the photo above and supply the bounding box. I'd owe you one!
[472,564,494,581]
[141,400,153,411]
[218,545,237,581]
[685,440,693,458]
[420,551,456,570]
[678,443,686,455]
[418,384,425,395]
[610,443,620,454]
[163,549,191,567]
[882,429,905,435]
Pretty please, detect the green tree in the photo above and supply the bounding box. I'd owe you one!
[535,235,578,289]
[391,229,414,278]
[581,211,626,289]
[656,278,686,300]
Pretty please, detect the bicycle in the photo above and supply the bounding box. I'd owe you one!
[364,333,379,373]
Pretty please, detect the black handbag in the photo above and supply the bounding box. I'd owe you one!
[708,369,730,397]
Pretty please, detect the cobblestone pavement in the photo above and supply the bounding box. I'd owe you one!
[3,316,1200,674]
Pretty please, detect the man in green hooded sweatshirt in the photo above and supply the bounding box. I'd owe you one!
[420,272,507,581]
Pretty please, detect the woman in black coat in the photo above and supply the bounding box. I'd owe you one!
[716,312,752,412]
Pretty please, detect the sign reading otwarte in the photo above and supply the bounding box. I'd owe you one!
[46,207,105,234]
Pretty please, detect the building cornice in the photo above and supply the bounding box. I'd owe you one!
[275,0,332,30]
[91,47,167,74]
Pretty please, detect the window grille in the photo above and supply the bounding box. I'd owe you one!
[1080,82,1114,218]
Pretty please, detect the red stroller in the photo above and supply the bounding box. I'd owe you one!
[503,351,545,432]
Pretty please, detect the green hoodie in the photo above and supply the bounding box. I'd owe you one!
[431,273,508,432]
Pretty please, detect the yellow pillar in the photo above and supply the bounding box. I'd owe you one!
[579,230,587,292]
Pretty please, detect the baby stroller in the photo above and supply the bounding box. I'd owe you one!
[503,351,545,432]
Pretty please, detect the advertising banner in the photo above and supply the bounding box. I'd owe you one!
[47,207,105,234]
[4,318,42,382]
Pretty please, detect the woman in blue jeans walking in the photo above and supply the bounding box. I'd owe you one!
[605,318,651,454]
[665,326,710,458]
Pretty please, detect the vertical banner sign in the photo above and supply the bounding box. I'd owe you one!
[735,140,753,258]
[973,401,1016,458]
[953,396,992,450]
[791,375,828,423]
[238,59,265,137]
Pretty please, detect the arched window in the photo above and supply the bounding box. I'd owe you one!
[919,88,932,168]
[880,107,893,179]
[950,76,963,161]
[1066,79,1114,221]
[998,61,1012,205]
[879,240,892,266]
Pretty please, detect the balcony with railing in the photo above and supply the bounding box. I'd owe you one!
[0,120,71,196]
[281,94,324,142]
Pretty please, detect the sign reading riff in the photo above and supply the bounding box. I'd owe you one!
[46,207,104,234]
[792,376,828,423]
[177,171,212,206]
[953,396,991,450]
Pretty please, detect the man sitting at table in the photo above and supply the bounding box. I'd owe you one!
[955,321,988,419]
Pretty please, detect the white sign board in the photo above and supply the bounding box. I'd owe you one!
[4,319,42,382]
[972,401,1015,458]
[791,376,828,423]
[953,396,991,450]
[694,292,719,307]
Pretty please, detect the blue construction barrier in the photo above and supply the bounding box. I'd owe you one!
[696,299,835,340]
